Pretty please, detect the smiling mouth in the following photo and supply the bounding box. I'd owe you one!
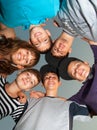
[22,78,26,85]
[34,32,42,37]
[17,53,21,60]
[59,43,66,49]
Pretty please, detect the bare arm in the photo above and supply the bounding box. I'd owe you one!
[82,37,97,45]
[0,23,16,39]
[17,91,27,104]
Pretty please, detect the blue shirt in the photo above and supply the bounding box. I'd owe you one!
[0,0,59,29]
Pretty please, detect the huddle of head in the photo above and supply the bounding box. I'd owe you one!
[14,64,60,93]
[20,57,91,93]
[0,25,91,91]
[29,25,91,84]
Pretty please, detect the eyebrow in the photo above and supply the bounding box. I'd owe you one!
[39,39,50,47]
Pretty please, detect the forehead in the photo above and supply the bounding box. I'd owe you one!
[44,72,57,77]
[69,60,83,67]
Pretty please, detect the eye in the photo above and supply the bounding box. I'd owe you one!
[27,72,29,76]
[44,39,48,43]
[44,76,49,80]
[26,60,29,64]
[35,43,39,47]
[27,51,29,54]
[31,81,33,85]
[53,47,57,53]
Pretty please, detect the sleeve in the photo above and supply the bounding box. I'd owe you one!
[69,102,91,122]
[10,101,28,123]
[90,45,97,63]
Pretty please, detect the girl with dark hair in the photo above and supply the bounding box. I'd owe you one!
[0,35,40,76]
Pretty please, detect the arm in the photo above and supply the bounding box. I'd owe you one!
[0,23,16,39]
[30,90,45,98]
[83,38,97,63]
[17,92,27,104]
[69,102,91,122]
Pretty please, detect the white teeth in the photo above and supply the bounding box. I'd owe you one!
[18,53,20,60]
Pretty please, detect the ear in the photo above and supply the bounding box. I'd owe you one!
[45,29,51,36]
[28,39,32,45]
[16,65,24,69]
[58,81,62,87]
[68,48,72,54]
[52,40,55,43]
[84,61,89,65]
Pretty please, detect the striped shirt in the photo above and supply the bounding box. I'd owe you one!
[0,76,27,122]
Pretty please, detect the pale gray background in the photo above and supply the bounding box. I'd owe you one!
[0,20,97,130]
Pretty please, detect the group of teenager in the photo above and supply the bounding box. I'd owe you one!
[0,0,97,130]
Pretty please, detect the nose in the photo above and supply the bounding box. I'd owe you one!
[37,36,44,43]
[23,54,27,60]
[26,76,30,82]
[49,76,53,80]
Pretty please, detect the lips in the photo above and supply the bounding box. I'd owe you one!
[78,69,88,78]
[34,32,42,37]
[22,78,26,85]
[17,53,21,60]
[59,43,65,50]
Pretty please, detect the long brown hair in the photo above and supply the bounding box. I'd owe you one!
[0,35,40,75]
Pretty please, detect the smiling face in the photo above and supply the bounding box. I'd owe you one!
[15,71,39,91]
[51,32,74,57]
[43,72,61,90]
[30,26,51,52]
[11,48,35,67]
[68,60,90,82]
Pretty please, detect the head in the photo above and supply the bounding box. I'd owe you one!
[29,25,52,53]
[15,68,41,91]
[59,57,91,82]
[51,32,74,58]
[0,35,40,69]
[40,64,61,90]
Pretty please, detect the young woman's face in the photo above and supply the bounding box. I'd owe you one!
[11,48,35,67]
[30,26,51,52]
[15,71,39,91]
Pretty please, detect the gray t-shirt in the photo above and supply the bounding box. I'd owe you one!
[54,0,97,41]
[14,97,90,130]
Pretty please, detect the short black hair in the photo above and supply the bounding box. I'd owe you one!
[59,57,83,80]
[40,64,59,83]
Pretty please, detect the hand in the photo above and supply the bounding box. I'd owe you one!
[82,37,97,45]
[30,90,45,99]
[17,92,27,104]
[0,73,7,78]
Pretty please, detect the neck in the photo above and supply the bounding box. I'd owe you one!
[5,81,22,98]
[45,89,58,97]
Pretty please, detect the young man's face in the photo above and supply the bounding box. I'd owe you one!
[11,48,35,67]
[43,72,61,90]
[68,60,90,82]
[30,26,51,52]
[51,32,74,57]
[15,71,39,91]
